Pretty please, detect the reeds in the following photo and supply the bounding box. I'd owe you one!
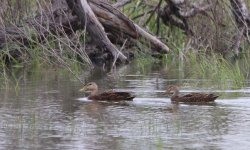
[0,0,92,84]
[0,0,249,89]
[182,51,247,89]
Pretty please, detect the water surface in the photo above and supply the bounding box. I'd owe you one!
[0,64,250,150]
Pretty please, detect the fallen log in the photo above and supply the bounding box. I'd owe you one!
[89,0,169,53]
[0,0,170,66]
[66,0,128,63]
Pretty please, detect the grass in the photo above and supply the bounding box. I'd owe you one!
[0,0,249,91]
[134,50,161,73]
[122,0,248,89]
[179,51,247,89]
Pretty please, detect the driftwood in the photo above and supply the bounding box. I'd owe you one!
[89,0,169,54]
[0,0,170,66]
[156,0,250,57]
[2,0,248,65]
[66,0,128,63]
[160,0,212,36]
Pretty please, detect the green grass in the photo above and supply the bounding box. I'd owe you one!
[134,50,161,73]
[0,0,249,91]
[184,52,247,89]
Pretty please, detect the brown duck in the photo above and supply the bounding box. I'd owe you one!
[166,85,218,103]
[79,82,135,101]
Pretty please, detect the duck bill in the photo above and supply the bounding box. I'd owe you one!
[165,90,170,94]
[165,91,173,96]
[79,86,87,92]
[164,91,169,95]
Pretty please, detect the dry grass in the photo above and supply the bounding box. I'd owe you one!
[0,0,93,78]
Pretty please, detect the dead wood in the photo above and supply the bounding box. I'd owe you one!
[160,0,212,36]
[0,0,170,66]
[208,0,250,58]
[113,0,132,8]
[89,0,169,53]
[66,0,128,63]
[229,0,250,55]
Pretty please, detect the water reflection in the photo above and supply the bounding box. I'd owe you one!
[0,63,250,149]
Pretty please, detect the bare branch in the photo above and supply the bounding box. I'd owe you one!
[113,0,132,8]
[180,4,212,18]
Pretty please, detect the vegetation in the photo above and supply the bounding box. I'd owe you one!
[187,53,247,88]
[0,0,250,88]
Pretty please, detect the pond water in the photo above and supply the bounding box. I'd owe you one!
[0,62,250,150]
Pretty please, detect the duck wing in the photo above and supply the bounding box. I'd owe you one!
[89,92,135,101]
[177,93,218,102]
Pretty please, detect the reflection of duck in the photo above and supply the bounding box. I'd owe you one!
[166,85,218,103]
[79,82,135,101]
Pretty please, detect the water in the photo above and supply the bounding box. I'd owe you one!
[0,63,250,150]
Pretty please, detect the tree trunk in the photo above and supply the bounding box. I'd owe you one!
[66,0,128,63]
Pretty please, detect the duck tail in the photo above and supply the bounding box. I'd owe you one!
[211,95,219,100]
[126,96,135,101]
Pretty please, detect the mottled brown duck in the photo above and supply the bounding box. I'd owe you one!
[166,85,218,103]
[79,82,135,101]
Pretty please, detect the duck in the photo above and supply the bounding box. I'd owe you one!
[166,85,218,103]
[79,82,135,101]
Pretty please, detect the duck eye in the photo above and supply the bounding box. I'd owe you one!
[86,83,92,86]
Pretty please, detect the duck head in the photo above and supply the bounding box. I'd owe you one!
[166,85,180,96]
[79,82,98,95]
